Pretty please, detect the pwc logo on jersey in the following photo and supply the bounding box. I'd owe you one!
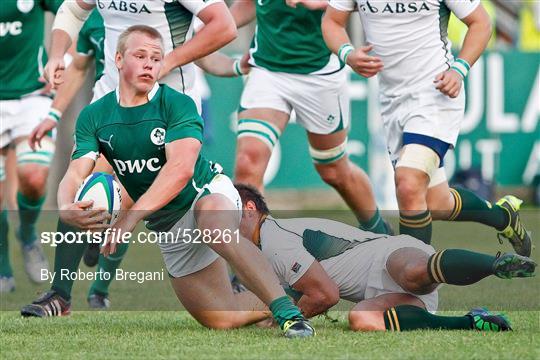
[96,0,151,14]
[113,158,162,176]
[358,1,430,14]
[0,22,22,37]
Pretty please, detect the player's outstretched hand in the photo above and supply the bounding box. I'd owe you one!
[434,70,462,98]
[29,118,57,151]
[347,45,384,78]
[60,200,111,231]
[43,57,66,89]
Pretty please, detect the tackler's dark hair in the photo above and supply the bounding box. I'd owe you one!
[234,183,270,215]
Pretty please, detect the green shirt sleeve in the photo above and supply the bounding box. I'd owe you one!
[71,107,99,160]
[41,0,65,14]
[164,89,204,144]
[76,26,93,56]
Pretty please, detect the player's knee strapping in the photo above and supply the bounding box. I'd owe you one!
[309,138,347,164]
[0,155,5,182]
[427,249,497,285]
[16,138,55,167]
[237,119,281,151]
[396,144,442,186]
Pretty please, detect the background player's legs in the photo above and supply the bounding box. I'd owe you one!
[195,193,305,329]
[13,136,52,283]
[307,129,389,234]
[170,257,270,329]
[0,149,15,292]
[234,109,289,192]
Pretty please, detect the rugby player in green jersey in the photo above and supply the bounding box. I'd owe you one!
[21,26,314,338]
[0,0,66,292]
[235,183,536,332]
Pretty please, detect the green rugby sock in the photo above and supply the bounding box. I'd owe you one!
[88,242,129,297]
[17,192,45,245]
[359,209,391,235]
[384,305,472,331]
[51,220,88,301]
[399,211,432,244]
[0,210,13,277]
[269,296,304,329]
[427,249,496,285]
[448,188,508,231]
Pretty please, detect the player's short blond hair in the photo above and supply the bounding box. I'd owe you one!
[116,25,164,55]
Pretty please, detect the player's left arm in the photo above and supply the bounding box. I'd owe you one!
[159,1,237,79]
[435,1,492,98]
[195,52,250,77]
[291,261,340,318]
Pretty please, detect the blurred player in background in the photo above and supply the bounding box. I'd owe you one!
[229,0,392,235]
[323,0,532,253]
[0,0,67,293]
[235,183,536,332]
[22,27,315,339]
[22,0,240,310]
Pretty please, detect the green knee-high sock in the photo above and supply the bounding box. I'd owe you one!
[17,192,45,245]
[359,209,391,235]
[0,210,13,277]
[269,296,304,329]
[88,242,130,297]
[399,210,432,244]
[448,188,508,231]
[51,220,88,301]
[427,249,497,285]
[384,305,472,331]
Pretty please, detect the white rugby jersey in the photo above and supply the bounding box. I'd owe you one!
[329,0,480,97]
[82,0,221,105]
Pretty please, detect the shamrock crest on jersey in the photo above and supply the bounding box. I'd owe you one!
[150,128,166,146]
[17,0,34,13]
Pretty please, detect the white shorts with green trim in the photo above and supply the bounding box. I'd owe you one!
[322,235,438,312]
[0,95,52,148]
[157,174,242,278]
[240,67,350,134]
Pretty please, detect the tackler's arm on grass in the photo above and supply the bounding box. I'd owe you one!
[291,261,340,318]
[102,138,201,256]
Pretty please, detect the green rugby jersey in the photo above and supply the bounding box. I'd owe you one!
[72,84,218,231]
[76,9,105,82]
[0,0,63,100]
[249,0,341,75]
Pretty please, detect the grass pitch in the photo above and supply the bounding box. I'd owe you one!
[1,211,539,359]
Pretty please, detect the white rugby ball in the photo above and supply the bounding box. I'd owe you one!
[74,172,122,225]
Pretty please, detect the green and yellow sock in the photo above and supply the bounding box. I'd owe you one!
[448,188,508,231]
[427,249,496,285]
[399,210,432,244]
[384,305,472,331]
[359,209,391,235]
[0,210,13,277]
[17,192,45,245]
[88,242,129,297]
[269,296,304,329]
[51,220,88,301]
